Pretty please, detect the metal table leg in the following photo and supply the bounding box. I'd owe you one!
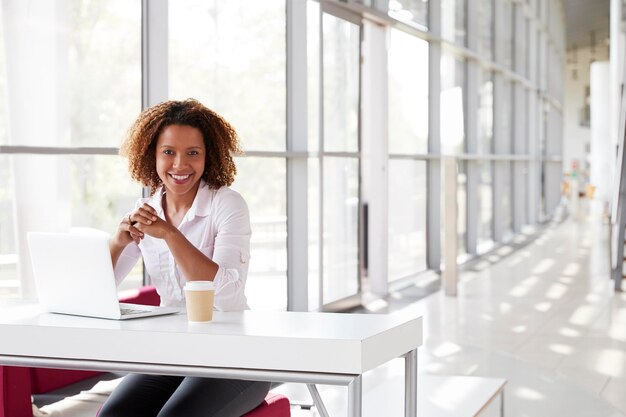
[405,349,418,417]
[348,375,362,417]
[307,384,330,417]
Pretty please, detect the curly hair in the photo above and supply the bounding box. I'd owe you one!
[120,99,241,194]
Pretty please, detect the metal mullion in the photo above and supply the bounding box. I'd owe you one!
[492,72,505,242]
[465,34,479,255]
[318,4,325,310]
[141,0,167,109]
[0,146,118,155]
[493,0,510,240]
[320,1,361,25]
[455,153,533,161]
[242,150,308,158]
[426,0,441,270]
[286,0,309,312]
[388,154,439,161]
[320,151,360,158]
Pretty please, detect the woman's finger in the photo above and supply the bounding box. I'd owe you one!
[141,203,159,216]
[133,208,157,224]
[128,224,144,237]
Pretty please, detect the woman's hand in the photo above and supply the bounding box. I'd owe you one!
[131,204,176,240]
[111,203,156,247]
[111,214,141,248]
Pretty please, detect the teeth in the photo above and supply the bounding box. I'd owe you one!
[171,174,191,181]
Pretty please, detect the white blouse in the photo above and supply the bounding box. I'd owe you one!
[113,182,251,311]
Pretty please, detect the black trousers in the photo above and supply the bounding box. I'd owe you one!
[98,374,271,417]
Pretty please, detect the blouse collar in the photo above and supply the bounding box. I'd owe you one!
[149,180,214,222]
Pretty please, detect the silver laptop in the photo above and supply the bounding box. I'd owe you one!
[27,232,178,320]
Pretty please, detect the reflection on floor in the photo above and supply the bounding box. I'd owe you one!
[278,210,626,416]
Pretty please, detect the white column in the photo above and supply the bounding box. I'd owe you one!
[286,0,309,311]
[142,0,168,107]
[610,0,624,213]
[590,62,612,204]
[361,21,389,296]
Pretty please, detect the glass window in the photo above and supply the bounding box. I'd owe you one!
[169,1,287,310]
[457,160,467,258]
[1,0,141,148]
[441,0,466,46]
[169,0,286,152]
[0,0,143,300]
[7,154,143,297]
[388,0,428,29]
[478,70,493,154]
[499,161,513,238]
[232,157,287,311]
[441,55,466,154]
[501,79,513,152]
[323,157,359,304]
[478,0,493,60]
[0,6,6,145]
[0,155,16,297]
[477,161,493,251]
[388,160,427,281]
[389,29,429,155]
[308,1,321,153]
[515,10,528,77]
[323,13,360,153]
[308,9,361,308]
[308,158,321,310]
[502,0,513,68]
[497,79,513,239]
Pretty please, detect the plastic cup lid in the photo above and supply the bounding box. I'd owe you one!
[184,280,215,291]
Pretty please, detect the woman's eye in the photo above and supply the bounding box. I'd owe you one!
[188,150,199,156]
[163,149,174,155]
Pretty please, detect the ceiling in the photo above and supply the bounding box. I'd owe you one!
[563,0,611,50]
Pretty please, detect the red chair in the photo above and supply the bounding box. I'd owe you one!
[1,286,290,417]
[242,392,290,417]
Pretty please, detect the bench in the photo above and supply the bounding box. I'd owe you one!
[274,373,506,417]
[419,375,506,417]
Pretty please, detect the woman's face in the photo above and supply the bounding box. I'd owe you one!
[155,124,206,199]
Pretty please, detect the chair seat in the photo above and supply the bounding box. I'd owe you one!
[243,393,290,417]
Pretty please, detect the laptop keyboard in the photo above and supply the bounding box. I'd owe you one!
[120,307,150,316]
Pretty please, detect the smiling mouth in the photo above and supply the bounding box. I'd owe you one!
[169,173,192,182]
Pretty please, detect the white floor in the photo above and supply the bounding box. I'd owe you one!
[277,207,626,416]
[38,206,626,417]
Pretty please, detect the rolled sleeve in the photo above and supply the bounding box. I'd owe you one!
[113,242,141,286]
[210,191,251,311]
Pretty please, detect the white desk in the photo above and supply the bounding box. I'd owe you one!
[0,302,422,417]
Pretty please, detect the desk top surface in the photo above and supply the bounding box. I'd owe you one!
[0,301,422,375]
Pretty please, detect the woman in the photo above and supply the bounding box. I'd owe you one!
[101,99,270,417]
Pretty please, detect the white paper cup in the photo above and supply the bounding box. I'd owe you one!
[184,281,215,322]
